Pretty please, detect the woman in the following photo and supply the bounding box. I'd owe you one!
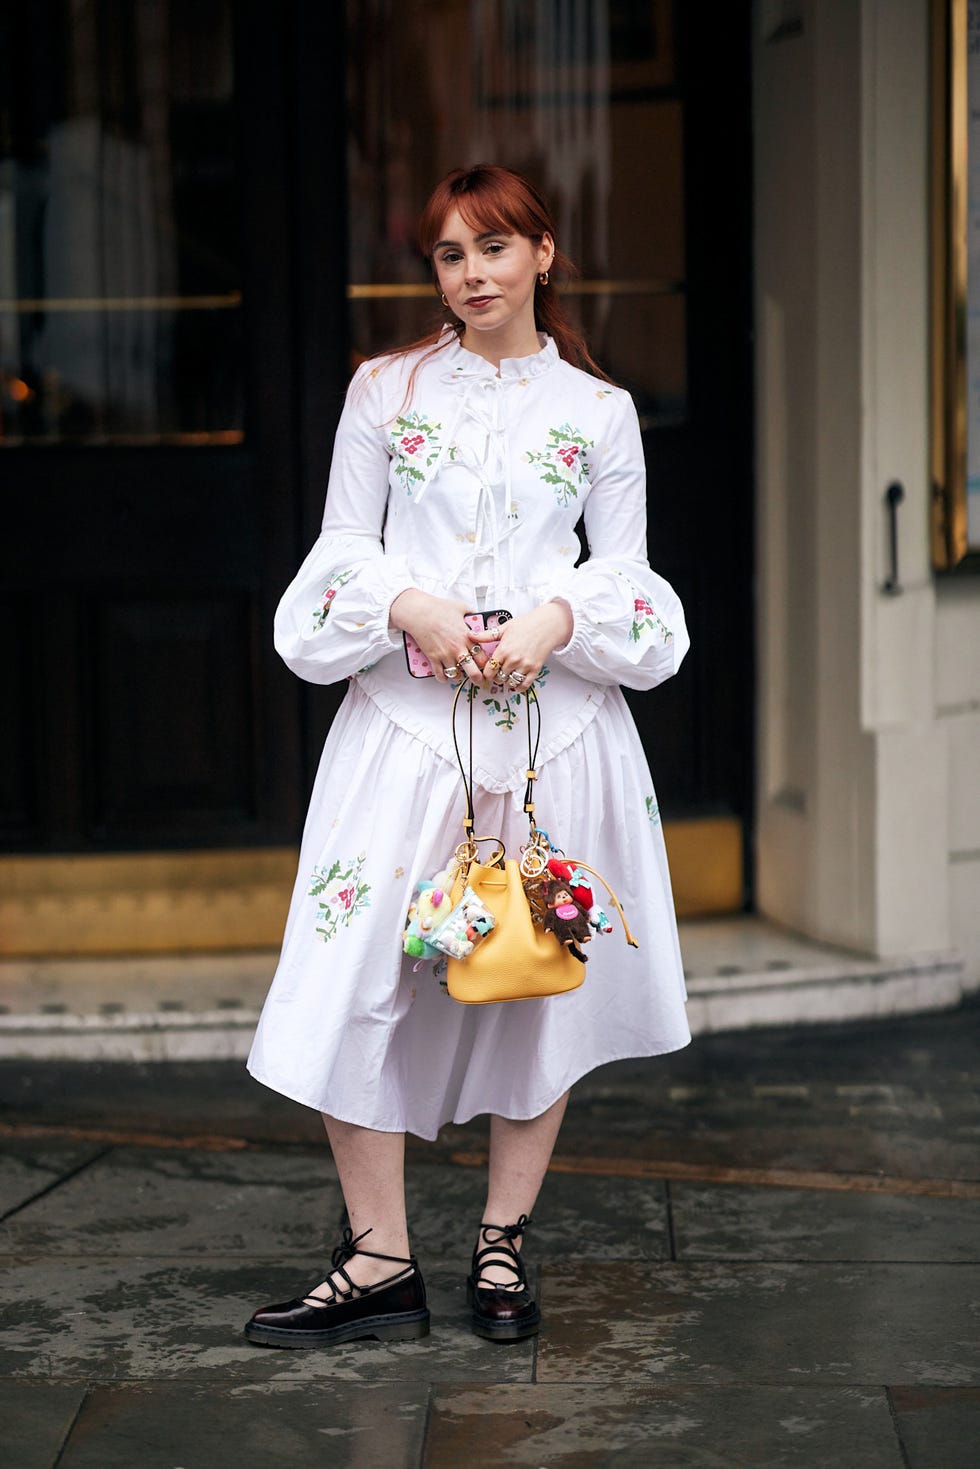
[245,164,691,1348]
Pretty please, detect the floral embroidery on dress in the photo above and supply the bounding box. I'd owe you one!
[308,854,371,942]
[645,796,661,826]
[524,424,593,508]
[312,568,356,630]
[483,665,550,730]
[630,596,673,645]
[390,411,443,492]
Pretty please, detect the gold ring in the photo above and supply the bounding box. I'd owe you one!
[469,644,482,656]
[486,656,502,672]
[458,651,474,665]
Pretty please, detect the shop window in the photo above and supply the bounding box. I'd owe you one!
[346,0,686,425]
[0,0,242,446]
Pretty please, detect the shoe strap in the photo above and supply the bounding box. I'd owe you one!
[303,1226,416,1307]
[331,1224,416,1270]
[472,1214,532,1289]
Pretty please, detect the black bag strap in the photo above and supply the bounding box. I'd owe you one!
[451,680,542,860]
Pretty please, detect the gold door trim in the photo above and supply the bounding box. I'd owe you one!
[0,821,742,957]
[0,850,296,957]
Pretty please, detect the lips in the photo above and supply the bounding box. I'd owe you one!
[465,296,496,307]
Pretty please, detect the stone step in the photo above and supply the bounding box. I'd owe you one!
[0,918,968,1061]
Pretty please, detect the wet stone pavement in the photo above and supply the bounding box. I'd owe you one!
[1,999,979,1467]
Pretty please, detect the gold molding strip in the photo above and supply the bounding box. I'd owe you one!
[347,278,685,300]
[0,292,242,313]
[0,819,741,957]
[0,430,244,449]
[0,849,296,956]
[930,0,970,567]
[664,816,744,918]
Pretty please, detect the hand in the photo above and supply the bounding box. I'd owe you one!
[389,588,493,686]
[470,601,573,691]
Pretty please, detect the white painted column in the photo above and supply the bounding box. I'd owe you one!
[754,0,953,962]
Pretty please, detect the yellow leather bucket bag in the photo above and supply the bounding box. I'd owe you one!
[444,683,637,1005]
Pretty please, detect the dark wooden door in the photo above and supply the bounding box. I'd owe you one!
[0,3,347,856]
[342,0,754,911]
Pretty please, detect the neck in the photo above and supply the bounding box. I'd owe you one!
[459,322,542,370]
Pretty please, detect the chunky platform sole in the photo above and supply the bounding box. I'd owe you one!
[469,1312,541,1342]
[244,1307,430,1348]
[466,1280,541,1342]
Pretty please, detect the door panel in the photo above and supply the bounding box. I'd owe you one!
[1,2,306,857]
[344,0,754,912]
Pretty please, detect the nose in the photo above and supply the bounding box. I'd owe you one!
[464,254,486,284]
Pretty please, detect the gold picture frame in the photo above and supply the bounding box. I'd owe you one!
[931,0,980,567]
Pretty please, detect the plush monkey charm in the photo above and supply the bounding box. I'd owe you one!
[543,881,592,963]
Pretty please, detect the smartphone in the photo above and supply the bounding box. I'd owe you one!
[403,609,512,678]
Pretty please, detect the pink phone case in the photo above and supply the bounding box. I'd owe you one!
[403,611,512,678]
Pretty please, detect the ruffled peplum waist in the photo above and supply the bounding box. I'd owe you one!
[356,652,606,796]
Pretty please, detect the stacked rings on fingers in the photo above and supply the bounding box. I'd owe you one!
[507,670,526,688]
[458,651,475,666]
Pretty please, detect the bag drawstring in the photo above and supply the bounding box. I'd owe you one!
[557,859,639,949]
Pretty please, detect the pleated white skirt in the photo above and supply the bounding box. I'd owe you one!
[247,682,690,1140]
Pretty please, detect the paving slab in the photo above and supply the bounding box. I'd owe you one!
[0,1140,105,1219]
[889,1386,980,1469]
[671,1182,980,1262]
[0,1145,344,1259]
[0,1379,88,1469]
[0,1147,670,1268]
[55,1380,429,1469]
[0,1259,534,1385]
[422,1383,904,1468]
[535,1260,980,1385]
[406,1162,670,1269]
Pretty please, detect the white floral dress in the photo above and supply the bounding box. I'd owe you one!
[247,333,692,1139]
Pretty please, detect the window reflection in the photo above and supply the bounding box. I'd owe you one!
[0,0,241,446]
[346,0,685,422]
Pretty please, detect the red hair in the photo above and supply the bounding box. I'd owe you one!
[373,164,614,391]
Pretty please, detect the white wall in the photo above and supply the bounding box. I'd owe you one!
[753,0,978,981]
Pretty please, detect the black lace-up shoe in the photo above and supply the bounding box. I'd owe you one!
[466,1214,541,1342]
[245,1227,429,1348]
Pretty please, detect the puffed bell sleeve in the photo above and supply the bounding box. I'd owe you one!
[544,389,690,691]
[273,364,416,686]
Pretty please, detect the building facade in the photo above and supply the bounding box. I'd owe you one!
[2,0,977,1014]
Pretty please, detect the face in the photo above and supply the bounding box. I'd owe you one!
[433,206,554,342]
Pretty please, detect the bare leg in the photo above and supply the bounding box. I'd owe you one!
[305,1114,410,1301]
[477,1090,569,1287]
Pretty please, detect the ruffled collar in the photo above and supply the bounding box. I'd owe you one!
[441,331,560,382]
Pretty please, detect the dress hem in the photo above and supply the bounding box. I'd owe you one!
[246,1030,692,1143]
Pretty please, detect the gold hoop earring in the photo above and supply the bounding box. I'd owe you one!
[440,292,449,307]
[538,271,549,286]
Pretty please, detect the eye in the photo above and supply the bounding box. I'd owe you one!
[439,250,462,265]
[484,241,506,255]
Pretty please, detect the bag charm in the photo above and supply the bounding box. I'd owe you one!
[401,681,638,1004]
[403,867,496,962]
[541,879,592,962]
